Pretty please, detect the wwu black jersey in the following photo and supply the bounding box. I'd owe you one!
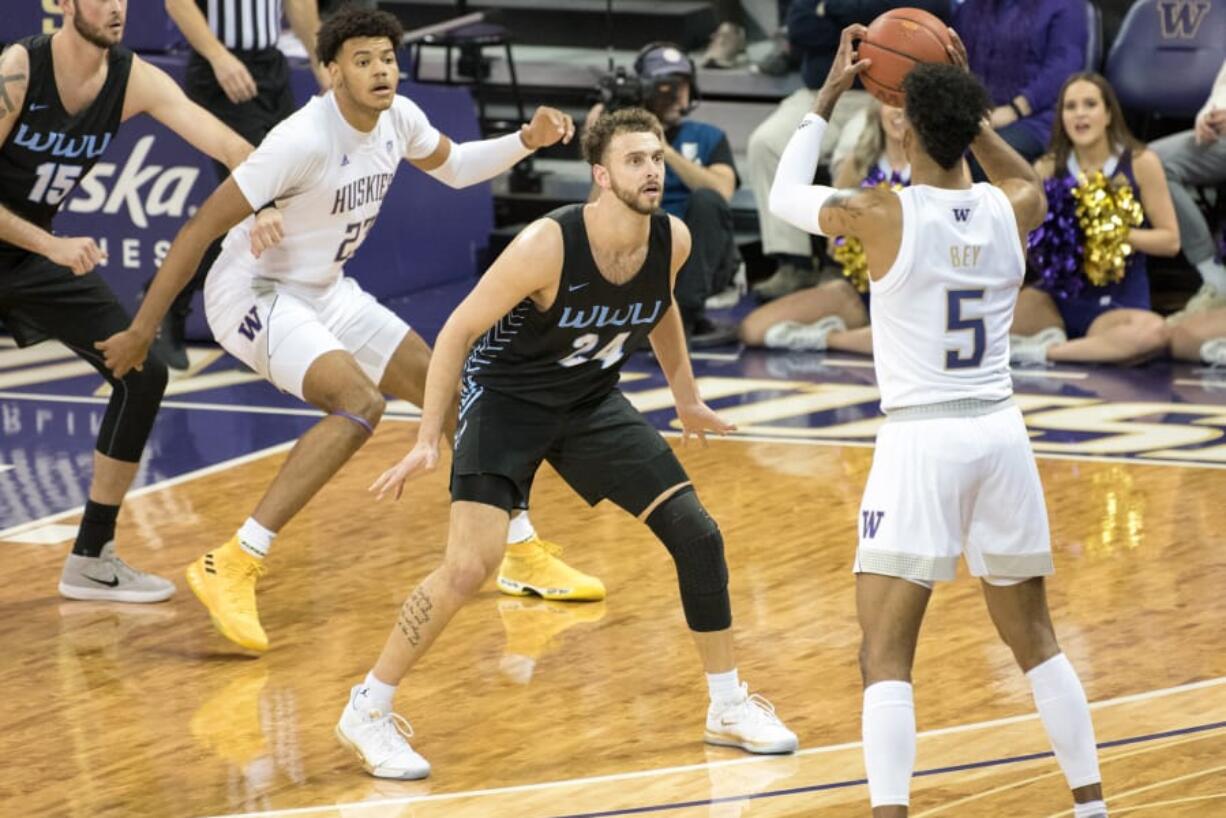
[0,34,133,252]
[462,204,673,412]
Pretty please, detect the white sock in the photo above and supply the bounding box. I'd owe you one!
[706,668,741,705]
[1196,258,1226,292]
[237,517,276,560]
[506,511,535,544]
[358,671,397,714]
[862,681,916,808]
[1073,800,1108,818]
[1027,653,1102,790]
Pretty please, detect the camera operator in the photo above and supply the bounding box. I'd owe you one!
[589,43,740,347]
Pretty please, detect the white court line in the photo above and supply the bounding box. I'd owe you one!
[203,677,1226,818]
[0,391,422,420]
[2,391,1221,470]
[1010,369,1089,380]
[0,440,297,541]
[655,430,1226,470]
[1174,377,1226,389]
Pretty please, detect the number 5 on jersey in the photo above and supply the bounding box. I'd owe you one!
[945,289,986,369]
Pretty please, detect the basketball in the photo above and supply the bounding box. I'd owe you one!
[859,7,954,107]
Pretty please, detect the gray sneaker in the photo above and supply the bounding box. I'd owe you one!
[1009,327,1068,365]
[763,315,847,351]
[751,264,819,302]
[1201,337,1226,366]
[59,542,176,603]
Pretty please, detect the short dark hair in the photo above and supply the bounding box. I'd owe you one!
[316,6,404,65]
[581,107,665,165]
[902,64,990,171]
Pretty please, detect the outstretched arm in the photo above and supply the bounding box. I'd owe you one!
[370,219,561,499]
[648,217,736,446]
[122,56,252,170]
[767,23,879,239]
[410,106,574,188]
[95,179,255,375]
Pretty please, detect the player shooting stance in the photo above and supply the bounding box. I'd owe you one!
[769,27,1107,817]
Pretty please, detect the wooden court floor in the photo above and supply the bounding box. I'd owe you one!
[2,427,1225,817]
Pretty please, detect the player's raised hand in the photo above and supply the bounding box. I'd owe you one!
[676,401,737,448]
[521,106,575,150]
[815,24,869,115]
[370,439,440,501]
[47,236,107,276]
[250,206,285,258]
[95,326,153,379]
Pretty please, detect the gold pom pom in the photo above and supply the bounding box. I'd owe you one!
[1072,170,1145,287]
[831,179,904,293]
[832,236,870,293]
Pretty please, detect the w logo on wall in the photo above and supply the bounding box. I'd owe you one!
[1157,0,1210,39]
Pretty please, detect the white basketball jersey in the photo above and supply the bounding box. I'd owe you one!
[221,92,440,291]
[869,183,1024,413]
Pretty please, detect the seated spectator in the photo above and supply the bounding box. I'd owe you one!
[1012,73,1180,365]
[1153,58,1226,322]
[954,0,1087,177]
[747,0,946,302]
[588,43,741,347]
[739,100,910,354]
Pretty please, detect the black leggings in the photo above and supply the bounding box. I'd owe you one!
[1,253,168,462]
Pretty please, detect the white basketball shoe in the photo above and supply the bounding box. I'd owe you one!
[704,683,799,754]
[335,685,431,779]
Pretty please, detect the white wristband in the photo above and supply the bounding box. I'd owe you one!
[426,131,534,189]
[769,113,836,237]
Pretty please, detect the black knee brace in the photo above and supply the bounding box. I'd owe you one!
[96,355,168,462]
[645,487,732,632]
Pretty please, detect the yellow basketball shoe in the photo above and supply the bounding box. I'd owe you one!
[496,535,606,601]
[186,537,268,651]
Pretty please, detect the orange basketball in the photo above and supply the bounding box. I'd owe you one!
[858,7,954,108]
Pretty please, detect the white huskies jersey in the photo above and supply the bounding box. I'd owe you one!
[222,92,441,290]
[869,183,1024,413]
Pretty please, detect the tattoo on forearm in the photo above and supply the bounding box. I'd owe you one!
[396,588,434,647]
[0,72,26,117]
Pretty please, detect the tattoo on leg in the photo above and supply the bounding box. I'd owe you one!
[396,588,434,647]
[0,72,27,117]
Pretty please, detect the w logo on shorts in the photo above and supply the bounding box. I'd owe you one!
[861,510,886,539]
[236,305,264,341]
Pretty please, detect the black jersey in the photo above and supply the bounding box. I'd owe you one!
[0,34,133,252]
[463,203,673,411]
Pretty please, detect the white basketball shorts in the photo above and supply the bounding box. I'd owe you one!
[853,402,1053,584]
[204,255,410,401]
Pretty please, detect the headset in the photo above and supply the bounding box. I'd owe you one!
[633,41,701,114]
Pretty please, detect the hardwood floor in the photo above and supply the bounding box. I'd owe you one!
[2,427,1223,817]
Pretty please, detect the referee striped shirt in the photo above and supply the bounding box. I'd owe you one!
[198,0,283,51]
